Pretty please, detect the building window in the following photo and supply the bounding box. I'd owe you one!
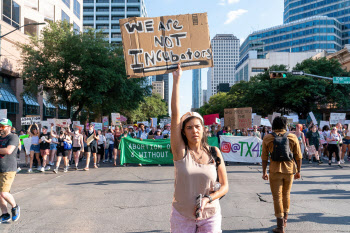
[112,0,124,3]
[112,7,124,11]
[127,7,139,11]
[62,0,70,8]
[252,68,266,72]
[24,18,38,36]
[73,22,80,32]
[96,24,109,29]
[61,10,70,22]
[73,0,80,19]
[83,25,93,29]
[127,0,139,2]
[112,33,121,38]
[83,16,93,20]
[2,0,20,28]
[112,16,123,20]
[111,24,120,29]
[96,16,109,20]
[83,0,94,3]
[83,7,94,12]
[96,7,109,11]
[96,0,109,2]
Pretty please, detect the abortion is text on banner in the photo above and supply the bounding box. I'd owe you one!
[120,13,213,78]
[21,117,41,125]
[220,135,262,163]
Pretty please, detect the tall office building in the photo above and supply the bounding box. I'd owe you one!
[192,69,202,110]
[240,0,350,60]
[153,74,169,105]
[0,0,83,128]
[82,0,147,44]
[207,34,240,99]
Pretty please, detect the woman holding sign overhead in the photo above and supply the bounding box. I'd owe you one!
[170,64,228,232]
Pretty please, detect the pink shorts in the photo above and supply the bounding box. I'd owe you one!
[170,206,222,233]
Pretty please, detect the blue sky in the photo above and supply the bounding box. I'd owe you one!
[147,0,284,116]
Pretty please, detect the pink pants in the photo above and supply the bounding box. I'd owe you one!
[170,206,222,233]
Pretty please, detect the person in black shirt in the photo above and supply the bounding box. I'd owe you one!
[39,126,51,172]
[84,124,99,170]
[0,118,20,223]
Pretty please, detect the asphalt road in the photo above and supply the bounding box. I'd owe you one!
[2,158,350,233]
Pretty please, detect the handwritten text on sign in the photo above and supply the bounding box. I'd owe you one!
[120,13,213,77]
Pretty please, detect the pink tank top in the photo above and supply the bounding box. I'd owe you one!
[172,149,220,220]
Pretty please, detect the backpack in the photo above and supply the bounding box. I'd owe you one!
[63,141,72,150]
[270,132,293,161]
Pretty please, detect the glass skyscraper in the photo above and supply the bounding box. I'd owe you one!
[82,0,147,44]
[192,69,202,110]
[240,0,350,60]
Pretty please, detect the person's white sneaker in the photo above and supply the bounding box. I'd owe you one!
[332,158,335,163]
[16,167,21,173]
[63,167,68,173]
[27,168,33,173]
[37,166,42,171]
[45,166,51,171]
[40,167,45,172]
[340,159,345,164]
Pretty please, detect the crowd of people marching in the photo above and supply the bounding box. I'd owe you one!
[12,119,348,174]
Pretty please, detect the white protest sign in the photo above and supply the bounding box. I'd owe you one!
[73,121,80,126]
[320,121,330,129]
[345,120,350,125]
[111,113,121,125]
[0,109,7,119]
[261,118,272,127]
[152,118,157,127]
[21,117,41,125]
[330,113,346,125]
[55,119,70,128]
[92,122,103,131]
[220,118,224,126]
[284,115,299,123]
[309,112,318,125]
[253,115,261,126]
[271,112,281,123]
[220,135,262,163]
[251,113,256,127]
[23,137,32,155]
[40,121,51,132]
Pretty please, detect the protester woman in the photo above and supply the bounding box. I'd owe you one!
[294,124,307,159]
[251,125,261,138]
[68,127,84,170]
[105,129,115,163]
[96,130,106,166]
[305,125,322,164]
[322,125,330,160]
[154,129,164,139]
[261,126,268,139]
[170,64,228,232]
[223,126,232,136]
[113,126,122,164]
[327,127,342,168]
[51,127,72,173]
[119,127,130,167]
[49,130,58,166]
[27,123,41,173]
[241,128,248,136]
[341,124,350,163]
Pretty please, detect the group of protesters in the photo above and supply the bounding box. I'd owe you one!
[15,121,174,173]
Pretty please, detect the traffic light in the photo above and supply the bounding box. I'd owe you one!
[269,72,287,79]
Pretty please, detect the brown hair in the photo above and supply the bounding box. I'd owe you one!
[181,116,210,155]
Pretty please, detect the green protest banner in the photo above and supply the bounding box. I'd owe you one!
[119,137,173,165]
[119,137,220,165]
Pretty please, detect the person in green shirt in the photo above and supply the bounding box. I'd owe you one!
[235,129,243,136]
[223,126,232,136]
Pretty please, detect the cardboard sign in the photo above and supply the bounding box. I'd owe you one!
[284,115,299,123]
[320,121,330,129]
[309,112,318,125]
[120,13,213,78]
[268,115,273,124]
[203,114,220,126]
[0,109,7,119]
[224,107,252,129]
[111,113,121,125]
[330,113,346,125]
[21,117,41,125]
[253,115,261,126]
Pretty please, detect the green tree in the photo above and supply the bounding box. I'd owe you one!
[122,94,168,123]
[19,21,147,120]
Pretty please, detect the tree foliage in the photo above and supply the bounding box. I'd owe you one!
[199,58,350,118]
[122,94,168,123]
[19,21,148,120]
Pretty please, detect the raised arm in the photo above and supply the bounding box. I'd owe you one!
[27,124,34,137]
[170,64,185,161]
[50,126,58,138]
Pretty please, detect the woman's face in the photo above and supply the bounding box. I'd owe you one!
[156,131,161,136]
[183,118,203,144]
[312,126,317,132]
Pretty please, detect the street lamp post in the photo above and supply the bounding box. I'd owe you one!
[0,22,46,57]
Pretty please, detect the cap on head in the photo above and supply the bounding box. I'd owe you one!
[180,112,204,129]
[0,118,12,127]
[43,126,48,129]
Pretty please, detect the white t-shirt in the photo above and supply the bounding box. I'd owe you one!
[98,135,106,145]
[105,133,114,145]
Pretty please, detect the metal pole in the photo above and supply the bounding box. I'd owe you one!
[0,22,46,39]
[304,73,333,81]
